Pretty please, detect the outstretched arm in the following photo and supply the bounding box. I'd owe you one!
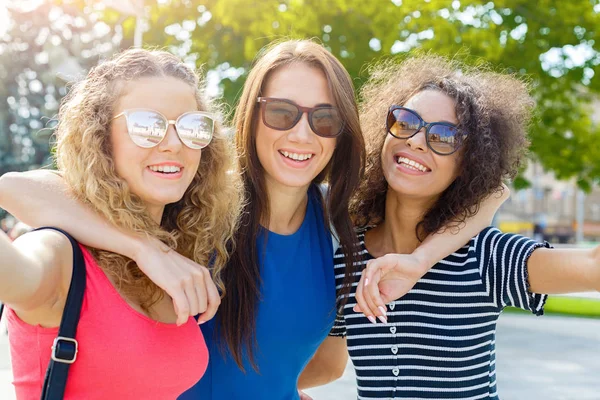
[528,246,600,294]
[355,184,509,322]
[0,170,220,325]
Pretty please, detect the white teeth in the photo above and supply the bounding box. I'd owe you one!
[396,156,428,172]
[149,165,181,173]
[281,151,313,161]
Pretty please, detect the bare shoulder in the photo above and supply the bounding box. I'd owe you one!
[13,228,74,270]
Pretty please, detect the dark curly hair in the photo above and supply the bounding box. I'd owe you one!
[351,54,534,240]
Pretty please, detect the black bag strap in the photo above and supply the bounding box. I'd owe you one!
[34,227,87,400]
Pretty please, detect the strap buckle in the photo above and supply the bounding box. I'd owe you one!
[51,336,78,364]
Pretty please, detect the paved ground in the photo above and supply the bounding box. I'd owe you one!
[2,313,600,399]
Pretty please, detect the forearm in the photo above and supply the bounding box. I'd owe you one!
[413,184,509,269]
[0,170,142,259]
[298,337,347,389]
[298,362,340,389]
[528,246,600,294]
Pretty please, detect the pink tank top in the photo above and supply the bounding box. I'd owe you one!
[6,245,208,400]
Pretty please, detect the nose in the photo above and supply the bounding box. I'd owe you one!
[405,127,427,152]
[157,123,183,152]
[287,112,314,144]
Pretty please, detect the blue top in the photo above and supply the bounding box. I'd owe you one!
[180,185,336,400]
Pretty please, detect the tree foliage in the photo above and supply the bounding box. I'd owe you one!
[1,0,599,188]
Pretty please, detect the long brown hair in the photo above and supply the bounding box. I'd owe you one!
[219,39,365,370]
[352,54,533,239]
[55,49,241,311]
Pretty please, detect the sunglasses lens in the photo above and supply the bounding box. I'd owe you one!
[263,100,300,130]
[176,113,214,149]
[388,108,421,138]
[311,107,342,137]
[428,124,460,154]
[126,110,167,148]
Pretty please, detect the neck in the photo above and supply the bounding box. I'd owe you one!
[367,189,437,256]
[263,178,310,235]
[147,205,165,225]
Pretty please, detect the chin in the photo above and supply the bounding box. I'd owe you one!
[278,177,315,190]
[144,192,186,206]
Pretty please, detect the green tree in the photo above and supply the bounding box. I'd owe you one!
[3,0,600,189]
[133,0,600,189]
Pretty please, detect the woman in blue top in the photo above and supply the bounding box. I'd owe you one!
[326,54,600,400]
[181,39,367,399]
[1,43,507,399]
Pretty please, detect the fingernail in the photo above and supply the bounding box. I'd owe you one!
[198,320,206,325]
[365,278,369,286]
[353,306,358,312]
[378,306,387,316]
[377,315,388,324]
[367,315,377,324]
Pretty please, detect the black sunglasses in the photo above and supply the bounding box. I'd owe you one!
[257,97,344,138]
[386,106,467,155]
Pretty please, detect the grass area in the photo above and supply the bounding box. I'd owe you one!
[506,296,600,318]
[544,296,600,318]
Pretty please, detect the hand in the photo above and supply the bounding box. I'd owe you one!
[298,390,313,400]
[132,237,220,326]
[354,253,428,324]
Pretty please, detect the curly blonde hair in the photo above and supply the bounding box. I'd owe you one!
[54,48,241,311]
[353,54,533,239]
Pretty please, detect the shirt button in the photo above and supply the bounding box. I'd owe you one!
[391,345,398,354]
[390,326,396,334]
[389,302,395,310]
[392,367,400,376]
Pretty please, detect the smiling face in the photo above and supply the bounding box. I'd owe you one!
[255,63,337,193]
[110,76,202,221]
[382,89,462,202]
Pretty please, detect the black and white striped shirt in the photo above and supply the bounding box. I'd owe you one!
[330,226,550,400]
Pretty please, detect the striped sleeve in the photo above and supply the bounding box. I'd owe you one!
[329,308,347,337]
[475,227,551,315]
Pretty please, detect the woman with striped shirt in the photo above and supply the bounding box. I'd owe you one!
[327,55,600,399]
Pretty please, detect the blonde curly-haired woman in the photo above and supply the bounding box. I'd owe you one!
[0,48,240,399]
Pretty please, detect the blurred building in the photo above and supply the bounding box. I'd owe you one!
[498,162,600,243]
[498,98,600,243]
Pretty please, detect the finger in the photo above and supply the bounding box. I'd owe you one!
[182,275,201,319]
[171,293,190,326]
[299,391,313,400]
[193,270,208,315]
[198,269,220,324]
[364,255,394,285]
[355,272,376,324]
[366,271,388,323]
[362,269,387,324]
